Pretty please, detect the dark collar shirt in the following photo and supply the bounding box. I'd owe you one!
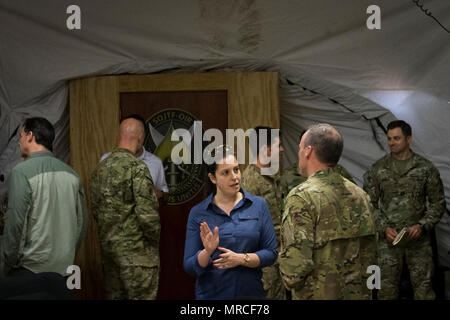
[183,189,278,300]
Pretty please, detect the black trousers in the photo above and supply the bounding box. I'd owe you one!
[0,267,73,300]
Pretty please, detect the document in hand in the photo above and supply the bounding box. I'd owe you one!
[393,227,409,247]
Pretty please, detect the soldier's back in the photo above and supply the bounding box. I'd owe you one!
[90,148,155,260]
[293,168,377,299]
[91,148,143,222]
[335,163,355,184]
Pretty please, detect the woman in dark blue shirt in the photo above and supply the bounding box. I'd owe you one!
[183,145,278,299]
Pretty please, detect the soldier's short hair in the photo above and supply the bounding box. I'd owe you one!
[387,120,412,137]
[304,123,343,165]
[22,117,55,152]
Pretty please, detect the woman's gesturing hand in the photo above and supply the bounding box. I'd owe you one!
[200,222,219,255]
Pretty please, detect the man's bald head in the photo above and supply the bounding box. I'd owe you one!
[118,118,145,154]
[303,123,343,165]
[119,118,145,140]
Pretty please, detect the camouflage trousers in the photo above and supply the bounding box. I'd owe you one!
[102,257,159,300]
[262,262,287,300]
[378,235,435,300]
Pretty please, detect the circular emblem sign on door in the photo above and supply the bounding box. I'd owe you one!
[145,109,206,205]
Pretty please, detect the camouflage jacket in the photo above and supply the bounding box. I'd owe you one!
[279,168,377,300]
[90,148,160,268]
[363,151,445,234]
[241,164,287,243]
[280,163,355,196]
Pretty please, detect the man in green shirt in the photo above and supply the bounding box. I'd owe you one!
[363,120,446,299]
[2,117,88,277]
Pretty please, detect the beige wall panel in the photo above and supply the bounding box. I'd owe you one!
[70,76,119,299]
[226,72,279,167]
[227,72,279,130]
[119,73,229,92]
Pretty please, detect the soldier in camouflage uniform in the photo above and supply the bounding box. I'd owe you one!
[90,118,160,300]
[241,126,288,300]
[279,124,377,299]
[281,162,355,195]
[363,120,445,300]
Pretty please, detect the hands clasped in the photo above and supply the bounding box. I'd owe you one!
[386,224,422,244]
[213,247,242,269]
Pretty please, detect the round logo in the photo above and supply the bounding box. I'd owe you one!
[145,109,206,205]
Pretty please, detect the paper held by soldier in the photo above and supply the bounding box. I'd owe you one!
[393,227,409,247]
